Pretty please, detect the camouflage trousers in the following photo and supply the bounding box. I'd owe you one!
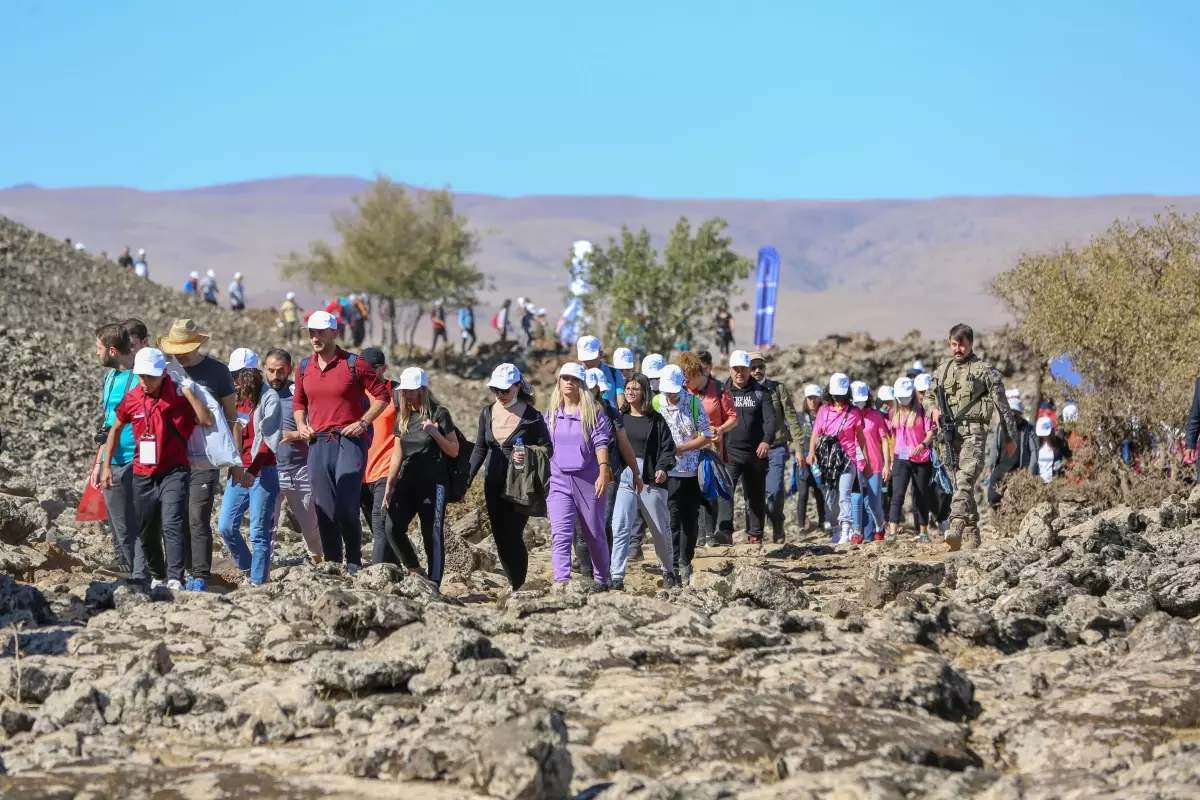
[943,427,987,526]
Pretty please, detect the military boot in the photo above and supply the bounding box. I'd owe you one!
[944,519,965,552]
[962,525,982,551]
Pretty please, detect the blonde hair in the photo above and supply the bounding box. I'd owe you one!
[548,377,601,436]
[397,386,440,434]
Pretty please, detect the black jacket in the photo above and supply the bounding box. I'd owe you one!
[470,403,552,490]
[625,411,676,482]
[723,378,777,457]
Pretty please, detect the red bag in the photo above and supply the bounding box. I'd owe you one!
[75,480,107,522]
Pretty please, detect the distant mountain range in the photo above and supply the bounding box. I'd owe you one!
[3,177,1197,344]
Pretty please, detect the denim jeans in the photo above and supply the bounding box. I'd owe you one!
[821,465,858,528]
[851,471,886,534]
[218,466,281,585]
[611,460,674,582]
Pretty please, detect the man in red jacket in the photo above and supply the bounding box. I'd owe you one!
[292,311,390,572]
[101,347,212,589]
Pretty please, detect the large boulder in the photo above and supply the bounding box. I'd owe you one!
[861,559,947,609]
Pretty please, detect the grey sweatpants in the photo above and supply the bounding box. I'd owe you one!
[275,464,322,557]
[610,460,674,581]
[102,460,147,580]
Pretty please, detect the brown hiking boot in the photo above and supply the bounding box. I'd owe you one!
[962,525,982,551]
[944,519,964,552]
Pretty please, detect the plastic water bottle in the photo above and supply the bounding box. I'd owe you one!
[810,462,823,488]
[513,437,526,471]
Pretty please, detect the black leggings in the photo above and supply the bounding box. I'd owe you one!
[484,485,530,589]
[890,459,933,527]
[386,480,448,585]
[668,476,702,569]
[795,468,826,529]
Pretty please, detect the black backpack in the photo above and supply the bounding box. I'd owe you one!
[815,410,852,480]
[444,424,474,503]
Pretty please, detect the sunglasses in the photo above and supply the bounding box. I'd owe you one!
[491,385,515,395]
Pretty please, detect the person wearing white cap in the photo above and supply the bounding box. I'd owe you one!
[610,371,677,589]
[984,394,1039,509]
[641,353,666,393]
[381,367,459,586]
[74,241,87,251]
[101,347,212,590]
[922,323,1018,551]
[184,271,200,296]
[747,351,805,544]
[722,351,776,545]
[886,377,935,543]
[575,368,642,583]
[577,336,624,407]
[807,372,872,545]
[877,385,896,417]
[545,363,615,587]
[468,364,550,590]
[1034,416,1069,485]
[216,349,282,587]
[293,309,392,572]
[612,347,636,382]
[279,292,303,344]
[229,272,246,312]
[654,363,712,584]
[795,384,828,533]
[848,381,891,543]
[200,269,219,305]
[133,248,149,279]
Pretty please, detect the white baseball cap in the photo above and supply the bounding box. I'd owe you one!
[234,272,244,280]
[829,373,851,396]
[914,373,932,392]
[190,271,200,279]
[804,383,823,398]
[612,347,635,370]
[348,293,358,302]
[912,359,925,372]
[893,377,915,400]
[658,364,685,394]
[206,269,216,278]
[1062,402,1079,423]
[399,367,428,390]
[576,336,601,361]
[559,362,588,383]
[488,363,521,390]
[1008,397,1025,412]
[878,386,895,402]
[641,354,665,378]
[729,350,752,369]
[537,307,546,315]
[304,311,338,330]
[286,291,296,300]
[1035,417,1054,437]
[227,348,259,372]
[137,248,147,256]
[133,347,167,377]
[585,368,610,392]
[850,381,870,403]
[74,242,86,250]
[1006,387,1022,399]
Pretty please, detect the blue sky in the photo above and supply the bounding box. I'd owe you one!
[2,0,1198,198]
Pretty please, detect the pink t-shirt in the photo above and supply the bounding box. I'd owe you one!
[813,404,865,467]
[891,407,932,464]
[859,407,891,474]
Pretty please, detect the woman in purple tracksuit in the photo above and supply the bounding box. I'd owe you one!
[546,362,613,586]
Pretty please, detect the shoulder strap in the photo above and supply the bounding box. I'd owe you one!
[298,357,310,383]
[690,393,701,429]
[346,353,360,390]
[100,368,114,410]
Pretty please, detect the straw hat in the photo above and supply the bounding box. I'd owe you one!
[156,319,211,354]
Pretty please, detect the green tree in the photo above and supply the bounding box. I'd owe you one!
[992,209,1200,453]
[575,217,753,355]
[282,176,485,350]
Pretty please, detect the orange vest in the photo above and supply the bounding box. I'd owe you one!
[365,387,398,484]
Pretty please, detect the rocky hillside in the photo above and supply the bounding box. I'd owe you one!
[2,215,1198,797]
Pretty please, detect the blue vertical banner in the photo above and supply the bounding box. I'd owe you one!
[754,246,780,349]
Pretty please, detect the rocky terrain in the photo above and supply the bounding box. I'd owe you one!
[1,216,1198,798]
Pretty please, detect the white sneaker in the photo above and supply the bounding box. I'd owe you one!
[823,522,833,532]
[346,564,361,575]
[166,579,184,590]
[150,578,164,589]
[837,523,852,545]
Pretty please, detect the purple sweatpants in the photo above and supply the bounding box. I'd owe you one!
[548,468,609,583]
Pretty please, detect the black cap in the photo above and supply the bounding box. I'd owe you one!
[361,347,386,368]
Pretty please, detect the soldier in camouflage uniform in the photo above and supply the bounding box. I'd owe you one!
[923,324,1017,551]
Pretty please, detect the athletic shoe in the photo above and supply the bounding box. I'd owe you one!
[95,562,131,579]
[662,573,678,590]
[850,533,864,545]
[192,579,208,592]
[748,536,763,545]
[346,564,361,575]
[184,577,196,592]
[916,533,932,544]
[884,532,899,544]
[679,565,693,586]
[610,578,625,591]
[628,547,644,562]
[150,578,165,589]
[166,579,184,591]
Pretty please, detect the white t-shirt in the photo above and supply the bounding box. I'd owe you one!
[1038,443,1055,484]
[134,261,148,279]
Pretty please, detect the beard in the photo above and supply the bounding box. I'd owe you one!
[267,378,287,390]
[101,353,121,369]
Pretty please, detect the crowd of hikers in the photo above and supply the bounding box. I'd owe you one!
[88,305,1088,592]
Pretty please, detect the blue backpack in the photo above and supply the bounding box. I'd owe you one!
[698,449,733,501]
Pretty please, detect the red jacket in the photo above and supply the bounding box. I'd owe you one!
[116,375,197,477]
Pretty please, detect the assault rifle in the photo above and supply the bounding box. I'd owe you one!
[933,382,988,486]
